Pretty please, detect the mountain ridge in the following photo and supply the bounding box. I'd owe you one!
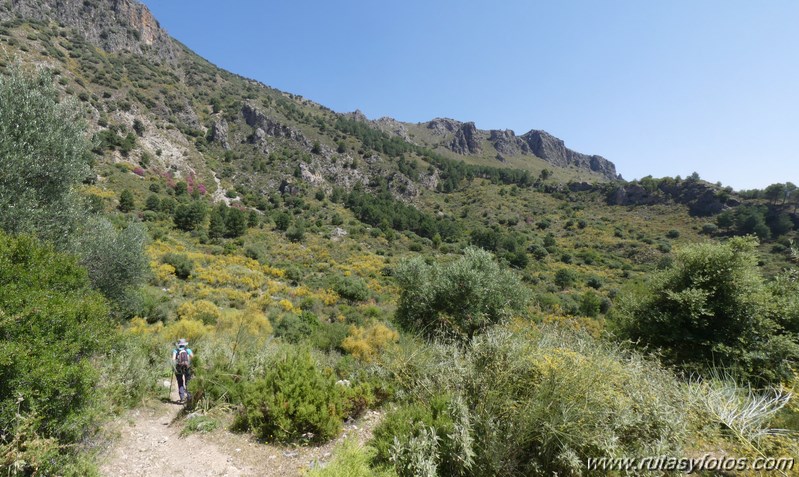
[349,111,620,180]
[0,0,620,182]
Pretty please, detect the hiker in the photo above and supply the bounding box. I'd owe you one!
[172,338,194,403]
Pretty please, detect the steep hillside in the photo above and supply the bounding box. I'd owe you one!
[2,2,799,475]
[0,0,617,203]
[1,0,795,310]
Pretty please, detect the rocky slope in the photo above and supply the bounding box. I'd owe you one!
[0,0,619,208]
[0,0,176,61]
[351,114,620,180]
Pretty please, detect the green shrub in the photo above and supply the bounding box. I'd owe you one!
[181,415,219,436]
[274,211,291,231]
[145,194,160,211]
[0,232,112,474]
[554,268,577,289]
[374,326,688,476]
[98,332,163,410]
[334,276,370,302]
[224,207,248,238]
[118,189,135,212]
[579,291,602,317]
[308,438,396,477]
[273,311,319,343]
[162,252,194,279]
[173,200,207,231]
[394,248,527,341]
[612,236,799,383]
[286,224,305,242]
[372,394,474,477]
[234,350,344,443]
[74,218,149,303]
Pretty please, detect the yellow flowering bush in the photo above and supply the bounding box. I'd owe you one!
[127,317,163,335]
[316,288,339,306]
[162,318,211,343]
[278,299,296,312]
[153,263,176,284]
[216,306,273,344]
[177,299,222,325]
[341,322,399,362]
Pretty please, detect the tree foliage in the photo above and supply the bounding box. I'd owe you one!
[234,350,344,443]
[394,248,528,341]
[74,218,149,303]
[0,65,91,244]
[612,237,799,383]
[0,232,112,473]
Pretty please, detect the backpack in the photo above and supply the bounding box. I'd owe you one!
[175,348,191,371]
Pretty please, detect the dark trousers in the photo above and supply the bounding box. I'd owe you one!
[175,369,191,400]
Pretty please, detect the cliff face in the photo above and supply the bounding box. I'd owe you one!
[520,130,618,179]
[1,0,176,61]
[417,119,620,180]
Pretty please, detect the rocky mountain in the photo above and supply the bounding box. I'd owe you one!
[0,0,176,61]
[0,0,619,210]
[347,113,620,180]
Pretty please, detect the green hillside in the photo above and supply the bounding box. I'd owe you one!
[1,1,798,475]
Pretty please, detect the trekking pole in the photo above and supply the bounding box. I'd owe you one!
[168,372,174,402]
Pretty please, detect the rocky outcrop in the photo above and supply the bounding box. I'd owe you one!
[449,122,481,154]
[374,117,412,142]
[489,129,528,156]
[209,118,230,150]
[242,102,305,143]
[175,100,201,130]
[418,119,619,180]
[425,118,462,136]
[521,130,618,179]
[2,0,177,62]
[344,110,368,122]
[607,179,733,216]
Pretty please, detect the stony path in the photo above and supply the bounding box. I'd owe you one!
[99,379,382,476]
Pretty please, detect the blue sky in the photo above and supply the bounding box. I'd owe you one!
[142,0,798,190]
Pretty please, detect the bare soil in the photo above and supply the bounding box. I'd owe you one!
[99,379,382,476]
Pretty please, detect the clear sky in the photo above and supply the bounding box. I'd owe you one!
[142,0,798,190]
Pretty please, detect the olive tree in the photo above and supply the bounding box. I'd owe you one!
[0,64,149,306]
[395,247,528,341]
[0,65,91,244]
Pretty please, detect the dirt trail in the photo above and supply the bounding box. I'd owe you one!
[99,379,382,476]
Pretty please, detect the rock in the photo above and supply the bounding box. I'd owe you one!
[489,129,528,156]
[1,0,178,62]
[242,102,305,143]
[278,179,301,196]
[387,172,419,198]
[175,100,201,131]
[425,118,462,136]
[344,110,369,122]
[373,117,412,142]
[330,227,348,240]
[209,118,230,150]
[449,122,481,155]
[299,163,326,187]
[606,179,730,216]
[521,130,619,180]
[568,182,594,192]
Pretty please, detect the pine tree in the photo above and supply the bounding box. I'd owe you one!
[118,189,135,212]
